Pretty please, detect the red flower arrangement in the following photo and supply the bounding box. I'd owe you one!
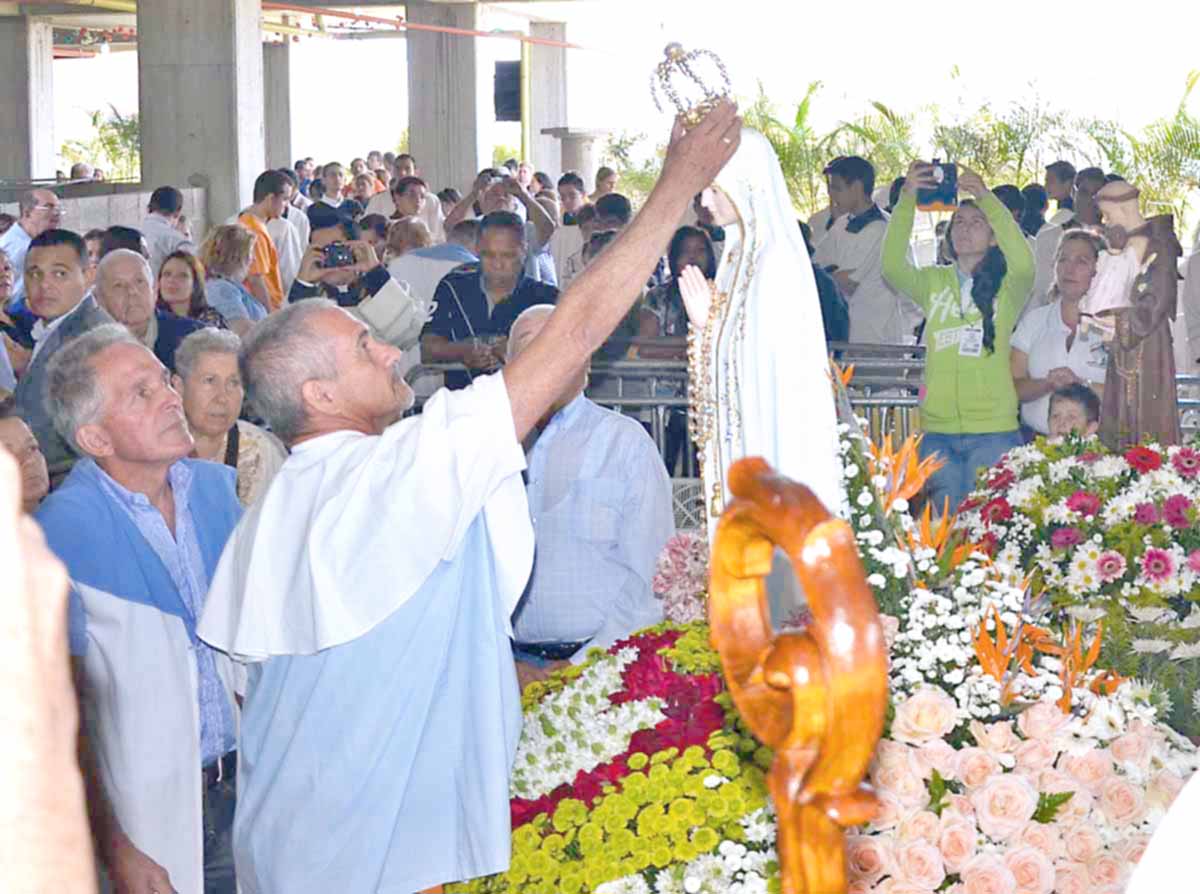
[509,628,726,828]
[1066,491,1102,517]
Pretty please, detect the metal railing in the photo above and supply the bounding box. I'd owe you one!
[406,342,1200,470]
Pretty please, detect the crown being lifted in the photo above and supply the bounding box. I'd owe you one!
[650,42,732,127]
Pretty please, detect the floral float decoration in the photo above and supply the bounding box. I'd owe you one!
[449,404,1200,894]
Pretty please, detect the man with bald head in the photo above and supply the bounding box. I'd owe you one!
[0,188,63,313]
[507,305,673,675]
[14,229,112,481]
[196,100,742,893]
[95,248,202,372]
[36,324,242,894]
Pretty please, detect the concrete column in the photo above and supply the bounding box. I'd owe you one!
[137,0,266,229]
[263,41,293,170]
[406,0,488,193]
[541,128,610,193]
[0,16,55,180]
[528,23,567,177]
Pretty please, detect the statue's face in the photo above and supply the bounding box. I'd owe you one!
[700,186,738,227]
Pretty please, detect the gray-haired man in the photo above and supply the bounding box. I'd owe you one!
[35,324,243,894]
[195,100,741,893]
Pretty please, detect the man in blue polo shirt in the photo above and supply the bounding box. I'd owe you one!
[421,211,559,390]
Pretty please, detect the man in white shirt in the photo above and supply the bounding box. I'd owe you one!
[815,156,920,344]
[194,100,742,894]
[507,305,673,668]
[140,186,196,277]
[366,155,446,243]
[0,189,62,311]
[265,177,308,298]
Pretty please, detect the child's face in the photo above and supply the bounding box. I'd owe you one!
[1048,398,1098,438]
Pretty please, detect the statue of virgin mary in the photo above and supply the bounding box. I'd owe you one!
[680,127,846,539]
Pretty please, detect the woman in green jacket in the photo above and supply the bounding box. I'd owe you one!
[883,161,1035,512]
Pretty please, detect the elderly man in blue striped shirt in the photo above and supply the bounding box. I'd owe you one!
[508,304,675,676]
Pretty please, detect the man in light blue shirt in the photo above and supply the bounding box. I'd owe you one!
[195,102,741,894]
[507,305,674,666]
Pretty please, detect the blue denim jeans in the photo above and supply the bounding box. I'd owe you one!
[203,768,237,894]
[920,431,1022,514]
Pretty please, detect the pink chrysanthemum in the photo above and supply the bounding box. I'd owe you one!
[1051,527,1084,550]
[1141,548,1175,583]
[1134,503,1160,525]
[1066,491,1102,517]
[1164,494,1193,529]
[1172,447,1200,479]
[1096,551,1127,583]
[1188,550,1200,575]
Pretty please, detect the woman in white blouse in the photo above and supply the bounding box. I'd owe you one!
[1010,229,1108,437]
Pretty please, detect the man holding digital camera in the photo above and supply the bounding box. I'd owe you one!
[290,205,430,349]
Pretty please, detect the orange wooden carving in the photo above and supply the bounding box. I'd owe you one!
[708,458,890,894]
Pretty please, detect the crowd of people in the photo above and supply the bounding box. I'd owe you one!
[2,95,1199,892]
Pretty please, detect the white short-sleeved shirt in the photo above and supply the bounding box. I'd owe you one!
[1011,299,1109,433]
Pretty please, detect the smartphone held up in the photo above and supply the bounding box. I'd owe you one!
[917,160,958,212]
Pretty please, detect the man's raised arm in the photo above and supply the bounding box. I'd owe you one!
[503,100,741,440]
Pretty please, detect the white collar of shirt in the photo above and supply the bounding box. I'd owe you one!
[30,295,88,360]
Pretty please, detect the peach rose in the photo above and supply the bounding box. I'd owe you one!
[1098,777,1145,826]
[1053,862,1090,894]
[892,687,959,745]
[893,840,946,890]
[970,774,1038,841]
[898,810,942,845]
[1110,731,1151,769]
[969,720,1020,755]
[1017,702,1068,741]
[915,739,959,780]
[1146,769,1186,810]
[874,763,929,809]
[874,739,917,773]
[845,833,892,886]
[1017,823,1064,861]
[878,881,937,894]
[1003,846,1054,894]
[955,748,1001,789]
[846,881,874,894]
[1062,825,1103,863]
[960,853,1017,894]
[1062,749,1113,791]
[868,791,904,832]
[943,794,976,821]
[938,818,978,874]
[1013,738,1057,774]
[1114,834,1150,865]
[1087,853,1126,887]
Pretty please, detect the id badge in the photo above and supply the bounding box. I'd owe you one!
[958,325,984,358]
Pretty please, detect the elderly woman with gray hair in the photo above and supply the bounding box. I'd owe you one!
[173,328,286,506]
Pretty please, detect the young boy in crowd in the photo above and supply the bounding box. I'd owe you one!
[1047,383,1101,439]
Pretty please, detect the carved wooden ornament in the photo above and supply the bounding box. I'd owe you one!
[708,458,889,894]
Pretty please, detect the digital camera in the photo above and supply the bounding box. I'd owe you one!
[321,242,356,269]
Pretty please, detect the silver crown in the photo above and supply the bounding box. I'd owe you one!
[650,42,731,127]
